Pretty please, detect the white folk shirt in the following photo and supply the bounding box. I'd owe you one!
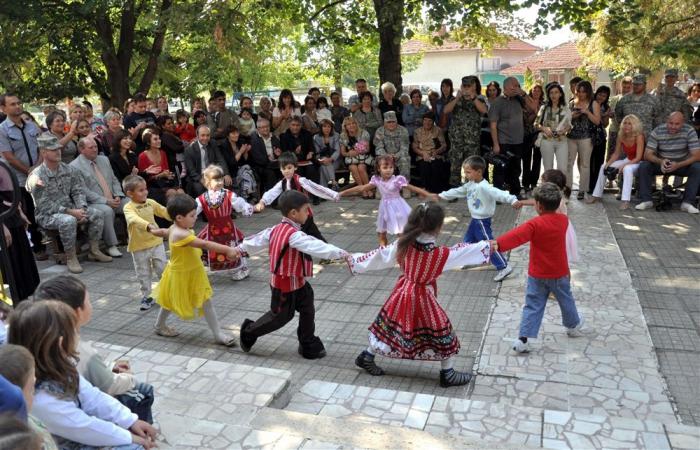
[260,176,340,206]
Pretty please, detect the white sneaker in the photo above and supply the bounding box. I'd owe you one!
[493,265,513,282]
[231,268,249,281]
[680,203,699,214]
[107,246,123,257]
[512,339,530,353]
[567,316,585,337]
[635,201,654,211]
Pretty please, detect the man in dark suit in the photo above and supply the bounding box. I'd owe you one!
[184,125,227,197]
[249,118,282,192]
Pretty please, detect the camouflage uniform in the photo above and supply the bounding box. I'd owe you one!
[374,124,410,178]
[614,93,662,138]
[448,96,483,185]
[25,162,105,251]
[653,86,693,123]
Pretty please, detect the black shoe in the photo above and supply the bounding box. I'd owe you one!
[355,351,385,376]
[577,191,585,200]
[239,319,256,353]
[298,336,326,359]
[439,368,472,387]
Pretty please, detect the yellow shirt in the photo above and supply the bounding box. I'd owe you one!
[123,199,170,252]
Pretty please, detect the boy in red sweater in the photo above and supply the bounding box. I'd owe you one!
[236,190,349,359]
[493,182,584,353]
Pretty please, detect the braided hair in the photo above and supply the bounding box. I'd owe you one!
[396,202,445,264]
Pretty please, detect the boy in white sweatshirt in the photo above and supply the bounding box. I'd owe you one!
[432,155,521,281]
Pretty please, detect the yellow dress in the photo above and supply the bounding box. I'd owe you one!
[153,231,213,320]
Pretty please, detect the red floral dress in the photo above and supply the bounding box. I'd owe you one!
[196,190,248,271]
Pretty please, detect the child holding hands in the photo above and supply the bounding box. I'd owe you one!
[431,155,521,281]
[149,193,239,346]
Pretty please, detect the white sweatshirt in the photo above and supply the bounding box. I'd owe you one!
[439,179,517,219]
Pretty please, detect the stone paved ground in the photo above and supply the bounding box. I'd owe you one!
[36,197,519,399]
[603,199,700,426]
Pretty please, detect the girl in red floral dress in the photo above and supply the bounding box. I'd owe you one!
[196,165,254,280]
[347,202,494,387]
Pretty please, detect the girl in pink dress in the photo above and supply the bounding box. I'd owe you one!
[196,165,254,280]
[340,155,431,246]
[347,202,494,387]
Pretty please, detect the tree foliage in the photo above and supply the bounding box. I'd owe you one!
[578,0,700,74]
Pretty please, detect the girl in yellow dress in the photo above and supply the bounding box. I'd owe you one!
[150,194,238,346]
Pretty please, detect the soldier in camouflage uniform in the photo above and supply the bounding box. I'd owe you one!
[653,69,694,123]
[26,135,112,273]
[445,77,487,186]
[615,74,662,138]
[607,76,633,159]
[374,111,410,184]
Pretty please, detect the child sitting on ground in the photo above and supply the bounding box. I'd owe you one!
[196,164,254,281]
[34,275,155,423]
[493,183,585,354]
[150,194,238,346]
[255,152,339,241]
[431,155,521,282]
[8,301,158,449]
[237,190,349,359]
[123,174,171,311]
[0,344,58,450]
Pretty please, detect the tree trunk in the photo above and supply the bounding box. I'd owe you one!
[332,43,343,94]
[373,0,404,95]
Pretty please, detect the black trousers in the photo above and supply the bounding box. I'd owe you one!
[521,134,542,190]
[589,138,607,193]
[492,143,524,195]
[418,159,449,193]
[21,187,45,253]
[302,215,326,242]
[245,283,318,347]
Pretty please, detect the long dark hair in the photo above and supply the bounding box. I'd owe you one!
[111,129,132,155]
[440,78,454,100]
[594,86,611,109]
[278,89,295,111]
[396,202,445,264]
[486,81,502,98]
[546,84,566,108]
[576,80,594,102]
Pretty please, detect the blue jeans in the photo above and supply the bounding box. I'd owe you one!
[464,218,507,270]
[519,275,580,338]
[114,382,154,424]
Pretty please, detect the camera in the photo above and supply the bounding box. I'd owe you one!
[484,150,513,168]
[603,166,619,182]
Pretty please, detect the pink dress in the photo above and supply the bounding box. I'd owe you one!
[557,199,579,263]
[370,175,411,234]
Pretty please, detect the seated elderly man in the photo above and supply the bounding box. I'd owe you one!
[249,118,282,192]
[184,125,226,197]
[374,111,410,186]
[70,136,127,257]
[636,111,700,213]
[26,135,112,274]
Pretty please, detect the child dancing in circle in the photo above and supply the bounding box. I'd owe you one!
[348,202,493,387]
[150,194,239,346]
[341,155,431,246]
[196,165,254,280]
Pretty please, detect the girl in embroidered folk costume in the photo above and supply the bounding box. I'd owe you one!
[196,165,254,280]
[348,202,494,387]
[255,152,340,242]
[340,155,431,246]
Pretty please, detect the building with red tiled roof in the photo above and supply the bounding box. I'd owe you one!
[400,36,540,90]
[500,42,612,90]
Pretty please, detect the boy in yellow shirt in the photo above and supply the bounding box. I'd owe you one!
[122,175,171,311]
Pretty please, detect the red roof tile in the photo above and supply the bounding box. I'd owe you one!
[500,42,583,75]
[401,37,540,55]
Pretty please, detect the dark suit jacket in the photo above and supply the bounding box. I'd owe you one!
[280,129,315,164]
[249,132,281,168]
[184,140,227,184]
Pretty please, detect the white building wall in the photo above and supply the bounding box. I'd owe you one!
[402,51,479,88]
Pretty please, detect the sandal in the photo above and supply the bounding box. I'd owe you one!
[217,335,238,347]
[619,201,630,210]
[154,325,180,337]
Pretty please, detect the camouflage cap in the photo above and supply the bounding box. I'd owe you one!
[664,68,679,77]
[37,134,62,150]
[383,111,397,123]
[632,74,647,84]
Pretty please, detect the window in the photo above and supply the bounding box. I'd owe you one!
[479,57,501,72]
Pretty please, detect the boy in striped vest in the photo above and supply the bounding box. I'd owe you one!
[237,190,349,359]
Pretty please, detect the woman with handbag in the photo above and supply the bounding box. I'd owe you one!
[567,81,601,200]
[588,86,612,193]
[536,84,571,173]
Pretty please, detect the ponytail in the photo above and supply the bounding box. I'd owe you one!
[396,202,445,264]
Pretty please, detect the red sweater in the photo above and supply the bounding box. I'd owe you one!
[497,212,569,279]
